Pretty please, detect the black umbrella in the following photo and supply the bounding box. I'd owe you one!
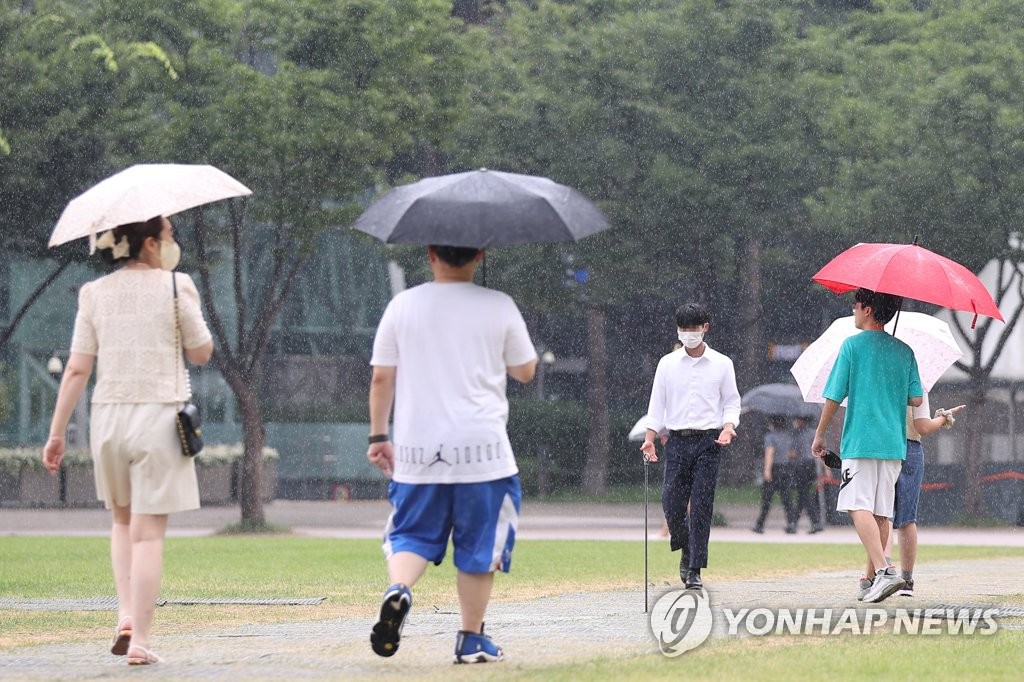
[740,383,821,419]
[351,168,610,248]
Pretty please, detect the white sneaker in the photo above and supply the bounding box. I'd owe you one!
[856,577,873,601]
[863,568,905,604]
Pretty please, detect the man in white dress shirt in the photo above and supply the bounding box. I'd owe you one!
[640,302,741,590]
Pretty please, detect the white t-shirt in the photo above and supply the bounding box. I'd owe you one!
[906,392,931,442]
[371,282,536,484]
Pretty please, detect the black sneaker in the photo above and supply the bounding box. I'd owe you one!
[683,568,702,590]
[370,583,412,657]
[897,578,914,597]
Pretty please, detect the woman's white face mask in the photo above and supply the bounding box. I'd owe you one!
[160,239,181,271]
[677,330,704,349]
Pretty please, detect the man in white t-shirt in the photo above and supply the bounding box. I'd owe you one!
[365,244,537,663]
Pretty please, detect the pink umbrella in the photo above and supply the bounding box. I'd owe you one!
[812,242,1002,328]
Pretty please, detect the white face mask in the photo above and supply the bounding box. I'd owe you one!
[160,239,181,271]
[677,331,704,349]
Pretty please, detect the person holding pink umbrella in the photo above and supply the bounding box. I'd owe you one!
[811,288,923,603]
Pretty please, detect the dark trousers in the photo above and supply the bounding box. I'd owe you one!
[662,432,721,569]
[755,463,796,529]
[793,459,821,526]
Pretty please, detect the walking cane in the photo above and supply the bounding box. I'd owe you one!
[644,457,650,613]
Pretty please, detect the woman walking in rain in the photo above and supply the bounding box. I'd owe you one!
[42,216,213,665]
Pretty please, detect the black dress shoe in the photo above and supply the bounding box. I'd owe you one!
[678,551,690,580]
[683,568,702,590]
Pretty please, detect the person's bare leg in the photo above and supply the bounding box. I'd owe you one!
[876,515,891,565]
[456,570,494,633]
[127,513,168,654]
[849,510,887,573]
[863,519,897,579]
[898,523,918,575]
[387,551,430,588]
[111,505,132,628]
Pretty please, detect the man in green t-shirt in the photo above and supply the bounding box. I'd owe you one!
[812,288,923,604]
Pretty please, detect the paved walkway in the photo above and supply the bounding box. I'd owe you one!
[1,554,1022,681]
[2,502,1023,679]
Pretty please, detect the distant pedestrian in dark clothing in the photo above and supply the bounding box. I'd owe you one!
[789,416,824,534]
[752,417,797,534]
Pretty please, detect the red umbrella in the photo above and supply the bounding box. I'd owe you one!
[812,242,1003,328]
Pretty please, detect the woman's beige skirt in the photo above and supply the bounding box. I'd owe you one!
[90,403,200,514]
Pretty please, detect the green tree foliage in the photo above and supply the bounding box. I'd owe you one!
[4,0,1024,508]
[159,0,474,524]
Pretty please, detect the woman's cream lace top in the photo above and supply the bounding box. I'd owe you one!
[70,269,213,404]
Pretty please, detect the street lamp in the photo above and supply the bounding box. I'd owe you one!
[47,356,63,376]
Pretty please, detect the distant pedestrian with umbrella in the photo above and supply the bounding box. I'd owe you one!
[752,416,797,534]
[811,288,923,603]
[640,302,741,591]
[42,164,244,665]
[356,168,608,663]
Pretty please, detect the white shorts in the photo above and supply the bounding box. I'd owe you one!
[90,403,200,515]
[835,458,902,517]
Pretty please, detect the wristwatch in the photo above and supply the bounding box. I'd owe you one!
[368,434,389,444]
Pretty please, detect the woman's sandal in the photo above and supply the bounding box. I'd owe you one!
[110,619,132,656]
[126,645,164,665]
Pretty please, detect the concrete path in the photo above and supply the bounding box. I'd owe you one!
[1,555,1022,681]
[2,501,1022,680]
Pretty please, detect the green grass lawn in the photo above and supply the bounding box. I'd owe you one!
[2,536,1023,678]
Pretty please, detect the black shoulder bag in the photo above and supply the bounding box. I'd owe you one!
[173,273,204,457]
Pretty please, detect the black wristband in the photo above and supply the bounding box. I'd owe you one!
[368,434,389,444]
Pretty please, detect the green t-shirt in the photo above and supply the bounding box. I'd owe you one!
[823,330,923,460]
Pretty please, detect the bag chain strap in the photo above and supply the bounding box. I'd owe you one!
[172,273,192,405]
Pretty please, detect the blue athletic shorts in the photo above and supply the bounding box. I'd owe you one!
[892,441,924,529]
[383,475,521,574]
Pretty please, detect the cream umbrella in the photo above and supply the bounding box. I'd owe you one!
[49,164,252,251]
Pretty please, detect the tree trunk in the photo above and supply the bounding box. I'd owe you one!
[220,361,265,526]
[582,303,609,496]
[737,235,767,391]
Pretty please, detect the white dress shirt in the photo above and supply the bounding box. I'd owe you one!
[644,345,742,434]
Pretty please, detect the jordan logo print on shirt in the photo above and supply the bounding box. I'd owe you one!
[428,445,452,467]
